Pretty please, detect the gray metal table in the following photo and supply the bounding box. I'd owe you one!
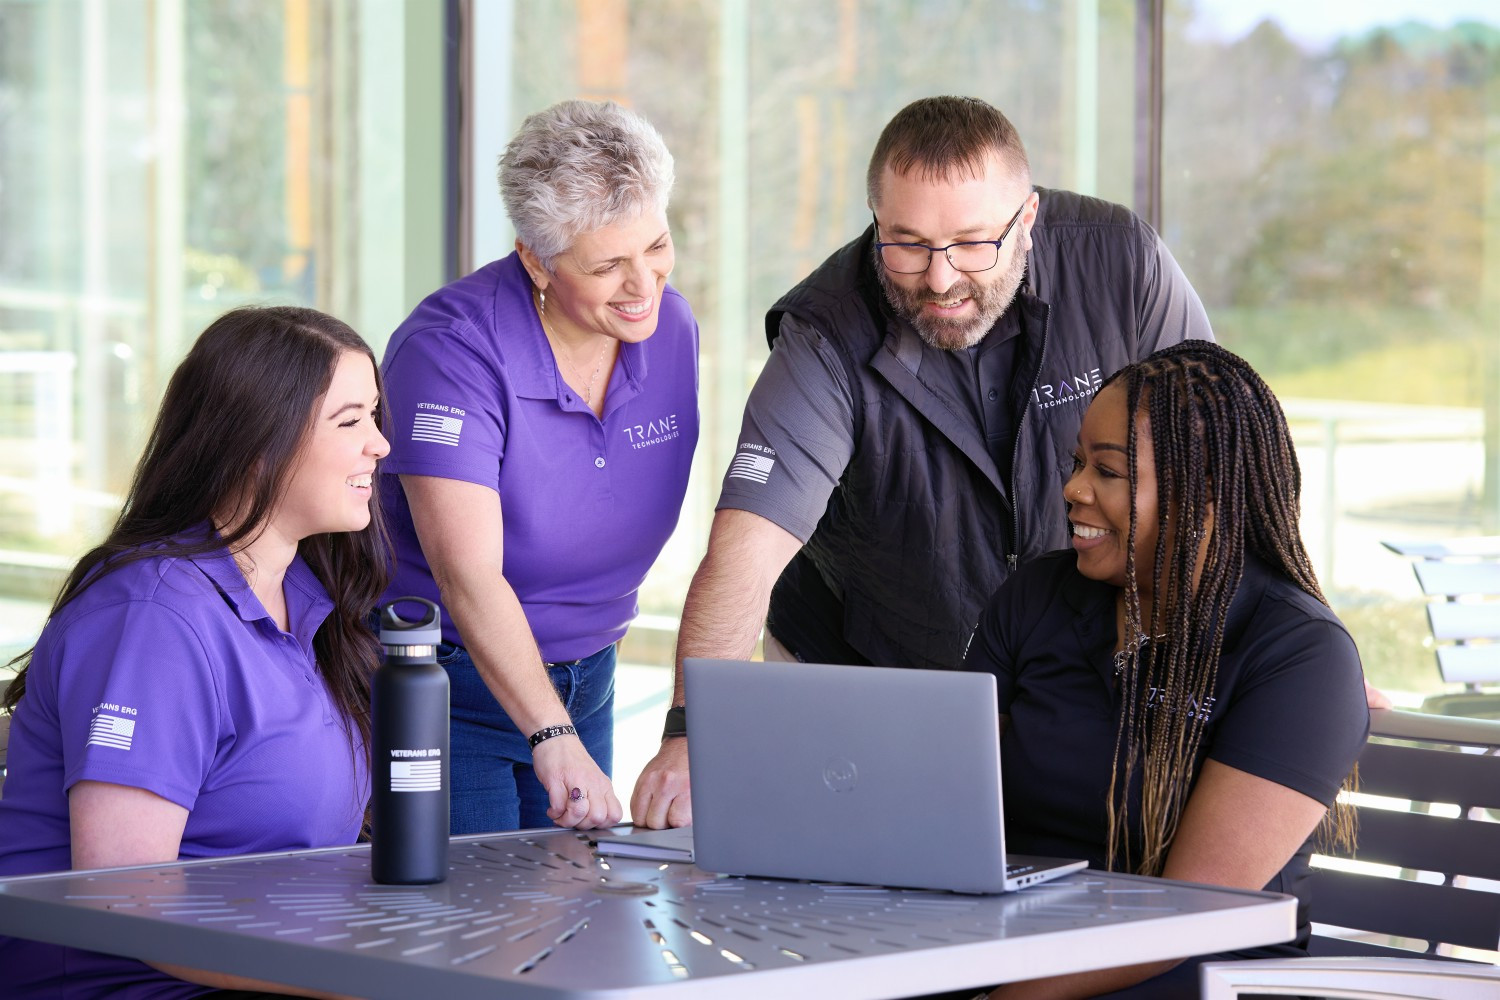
[0,829,1296,999]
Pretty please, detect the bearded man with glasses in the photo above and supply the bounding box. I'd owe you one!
[631,95,1214,830]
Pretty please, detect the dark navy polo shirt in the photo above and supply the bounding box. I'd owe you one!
[964,549,1369,950]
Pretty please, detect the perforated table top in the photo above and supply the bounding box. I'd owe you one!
[0,828,1295,999]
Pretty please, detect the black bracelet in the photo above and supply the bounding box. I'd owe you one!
[662,705,687,739]
[528,724,577,749]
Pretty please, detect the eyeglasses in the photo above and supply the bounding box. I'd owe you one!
[873,200,1028,274]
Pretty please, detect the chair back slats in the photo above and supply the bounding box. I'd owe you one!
[1348,808,1500,880]
[1395,539,1500,703]
[1306,934,1471,962]
[1382,537,1500,559]
[1427,602,1500,642]
[1437,646,1500,686]
[1310,868,1500,952]
[1356,741,1500,809]
[1413,561,1500,598]
[1310,712,1500,961]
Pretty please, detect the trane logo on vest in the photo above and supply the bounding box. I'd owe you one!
[1033,367,1104,411]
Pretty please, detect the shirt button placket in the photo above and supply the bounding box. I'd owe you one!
[285,634,313,684]
[592,422,611,501]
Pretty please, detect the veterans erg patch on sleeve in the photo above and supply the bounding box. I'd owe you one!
[727,445,776,484]
[411,411,464,446]
[86,712,137,751]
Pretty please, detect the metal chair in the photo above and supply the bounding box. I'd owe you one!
[1200,709,1500,997]
[1381,537,1500,561]
[1200,956,1500,998]
[1386,540,1500,713]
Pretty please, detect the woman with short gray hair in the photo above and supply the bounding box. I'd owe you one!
[377,99,700,833]
[500,99,674,267]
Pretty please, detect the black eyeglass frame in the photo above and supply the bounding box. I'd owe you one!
[872,199,1029,274]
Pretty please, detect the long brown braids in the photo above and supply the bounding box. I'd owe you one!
[1102,341,1356,875]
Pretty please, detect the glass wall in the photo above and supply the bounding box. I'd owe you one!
[1162,0,1500,701]
[0,0,447,662]
[7,0,1497,713]
[474,0,1140,651]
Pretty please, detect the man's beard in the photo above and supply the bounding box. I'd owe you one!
[876,232,1030,351]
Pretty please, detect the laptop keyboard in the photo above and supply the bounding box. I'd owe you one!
[1005,864,1035,876]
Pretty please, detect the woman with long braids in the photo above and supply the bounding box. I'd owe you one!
[0,307,386,999]
[963,341,1368,999]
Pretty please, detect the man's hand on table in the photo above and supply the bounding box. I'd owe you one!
[630,738,692,829]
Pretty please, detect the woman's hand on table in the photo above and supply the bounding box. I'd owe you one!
[533,736,622,829]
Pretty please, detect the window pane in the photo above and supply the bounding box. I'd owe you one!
[490,0,1139,638]
[0,0,441,662]
[1163,2,1500,706]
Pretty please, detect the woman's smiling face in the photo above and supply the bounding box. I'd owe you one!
[271,350,389,541]
[529,206,675,345]
[1064,383,1159,591]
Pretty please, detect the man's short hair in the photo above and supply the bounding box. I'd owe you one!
[866,96,1031,207]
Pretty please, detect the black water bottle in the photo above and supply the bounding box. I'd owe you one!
[371,597,449,884]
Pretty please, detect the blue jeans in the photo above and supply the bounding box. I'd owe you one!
[438,642,616,834]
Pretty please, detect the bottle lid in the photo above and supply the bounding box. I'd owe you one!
[378,597,442,646]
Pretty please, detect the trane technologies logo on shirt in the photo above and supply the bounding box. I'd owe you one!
[727,443,776,484]
[1145,687,1217,722]
[622,413,682,450]
[1033,365,1104,412]
[412,402,465,446]
[87,702,138,751]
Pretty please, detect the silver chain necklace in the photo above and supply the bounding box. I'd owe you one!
[535,289,608,407]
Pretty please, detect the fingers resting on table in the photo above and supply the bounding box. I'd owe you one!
[629,738,692,830]
[533,736,623,829]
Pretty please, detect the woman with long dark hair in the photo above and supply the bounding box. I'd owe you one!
[964,341,1368,998]
[0,306,388,999]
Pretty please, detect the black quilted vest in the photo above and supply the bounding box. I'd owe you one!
[764,188,1190,670]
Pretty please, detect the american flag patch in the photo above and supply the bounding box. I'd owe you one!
[87,714,136,751]
[727,452,775,484]
[411,413,463,446]
[391,760,442,793]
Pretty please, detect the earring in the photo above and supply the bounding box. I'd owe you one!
[538,286,546,313]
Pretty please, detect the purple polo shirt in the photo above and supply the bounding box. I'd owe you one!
[378,252,700,660]
[0,543,369,999]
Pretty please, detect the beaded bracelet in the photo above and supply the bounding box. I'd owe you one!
[528,724,577,749]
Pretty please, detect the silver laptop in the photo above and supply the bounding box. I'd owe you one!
[684,658,1086,894]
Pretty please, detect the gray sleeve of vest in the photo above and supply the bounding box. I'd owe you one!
[713,314,855,543]
[1135,227,1215,355]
